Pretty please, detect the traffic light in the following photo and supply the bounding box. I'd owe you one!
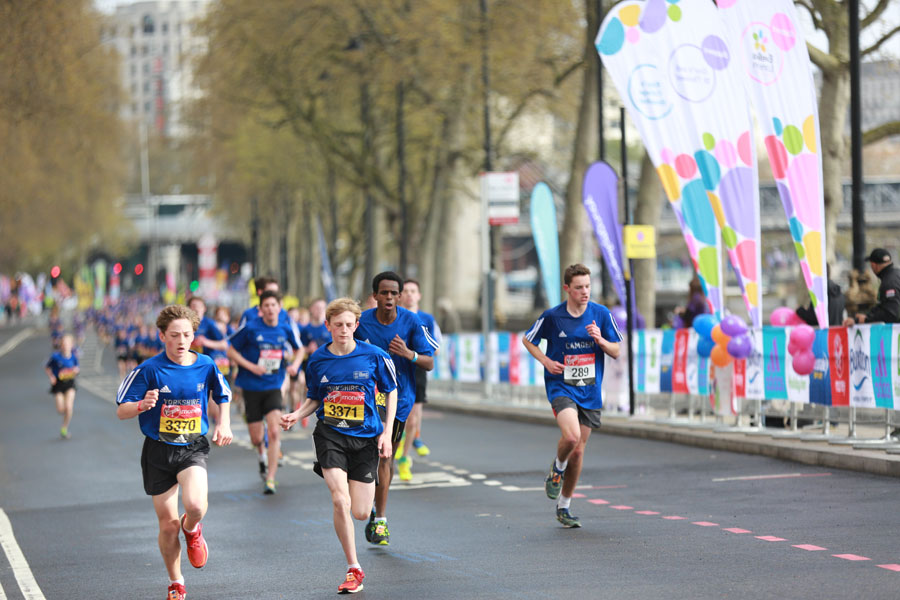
[190,280,200,292]
[113,262,123,275]
[50,265,60,279]
[134,263,144,276]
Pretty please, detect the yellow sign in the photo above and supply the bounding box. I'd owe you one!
[624,225,656,259]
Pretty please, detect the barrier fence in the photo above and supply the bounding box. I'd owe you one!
[430,325,900,448]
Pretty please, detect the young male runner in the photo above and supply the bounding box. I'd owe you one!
[281,298,397,594]
[45,333,79,439]
[522,264,621,528]
[354,271,438,544]
[228,290,303,493]
[395,278,443,480]
[116,305,233,600]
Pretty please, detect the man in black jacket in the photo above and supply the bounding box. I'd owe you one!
[843,248,900,325]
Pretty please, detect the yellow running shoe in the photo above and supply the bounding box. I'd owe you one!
[397,456,412,481]
[394,431,406,460]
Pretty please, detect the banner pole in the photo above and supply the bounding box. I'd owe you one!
[621,106,635,416]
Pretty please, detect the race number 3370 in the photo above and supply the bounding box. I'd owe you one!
[159,403,202,443]
[564,353,596,386]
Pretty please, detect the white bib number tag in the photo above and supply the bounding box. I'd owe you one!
[258,349,283,374]
[564,353,596,386]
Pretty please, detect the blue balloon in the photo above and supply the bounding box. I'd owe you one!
[697,337,715,358]
[693,314,718,339]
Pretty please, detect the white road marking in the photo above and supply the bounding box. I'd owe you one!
[469,474,486,480]
[0,509,46,600]
[483,480,502,486]
[712,473,832,482]
[0,329,34,360]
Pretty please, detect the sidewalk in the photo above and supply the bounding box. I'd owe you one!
[427,384,900,479]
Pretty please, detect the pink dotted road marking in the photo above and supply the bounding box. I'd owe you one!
[692,522,719,527]
[755,536,787,542]
[723,528,752,534]
[610,505,634,510]
[877,564,900,572]
[634,511,660,515]
[833,554,870,562]
[587,499,609,505]
[572,493,586,499]
[662,516,686,520]
[793,544,826,551]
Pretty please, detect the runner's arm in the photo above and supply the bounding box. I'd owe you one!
[378,388,398,459]
[522,337,564,374]
[227,345,266,375]
[45,365,56,384]
[282,398,320,430]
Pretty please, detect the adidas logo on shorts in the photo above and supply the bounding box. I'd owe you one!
[160,385,172,393]
[336,420,349,428]
[320,375,329,383]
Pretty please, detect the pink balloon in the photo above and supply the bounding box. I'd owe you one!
[770,306,796,326]
[787,339,800,355]
[789,324,815,350]
[792,350,815,376]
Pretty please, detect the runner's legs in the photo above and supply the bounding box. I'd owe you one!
[151,483,183,582]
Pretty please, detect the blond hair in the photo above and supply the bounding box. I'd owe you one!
[156,305,200,332]
[326,297,361,322]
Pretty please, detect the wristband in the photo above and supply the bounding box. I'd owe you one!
[412,351,418,363]
[136,401,143,412]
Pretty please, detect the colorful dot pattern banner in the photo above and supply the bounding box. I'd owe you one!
[718,0,828,329]
[597,0,763,326]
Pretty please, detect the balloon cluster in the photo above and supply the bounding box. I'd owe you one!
[788,324,816,375]
[693,314,751,367]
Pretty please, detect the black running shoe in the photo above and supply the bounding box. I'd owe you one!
[364,509,376,543]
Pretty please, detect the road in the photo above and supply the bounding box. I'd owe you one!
[1,325,898,599]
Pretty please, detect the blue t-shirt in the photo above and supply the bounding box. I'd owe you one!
[413,311,442,347]
[192,315,224,355]
[302,322,332,348]
[524,301,623,410]
[46,352,79,380]
[208,323,234,374]
[116,352,231,445]
[239,306,294,330]
[354,307,438,422]
[230,318,301,391]
[306,341,398,438]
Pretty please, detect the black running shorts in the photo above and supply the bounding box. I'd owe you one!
[413,368,428,404]
[243,388,283,423]
[376,406,407,444]
[141,436,209,496]
[50,380,76,395]
[312,421,379,483]
[551,396,603,429]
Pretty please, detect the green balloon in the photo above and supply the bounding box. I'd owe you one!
[721,226,738,249]
[783,125,804,155]
[698,246,719,286]
[794,241,806,259]
[703,133,716,151]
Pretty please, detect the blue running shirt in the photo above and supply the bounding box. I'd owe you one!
[525,302,623,410]
[230,318,302,391]
[46,352,79,381]
[116,352,231,444]
[306,341,398,438]
[191,315,224,355]
[302,322,332,348]
[354,307,438,422]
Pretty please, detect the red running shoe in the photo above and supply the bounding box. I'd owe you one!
[167,582,186,600]
[337,567,365,594]
[181,514,208,569]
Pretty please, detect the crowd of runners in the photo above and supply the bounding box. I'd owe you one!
[40,263,620,597]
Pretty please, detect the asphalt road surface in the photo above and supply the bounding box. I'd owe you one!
[1,325,898,599]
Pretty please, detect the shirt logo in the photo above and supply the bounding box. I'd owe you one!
[320,375,329,383]
[353,371,369,379]
[256,335,264,341]
[160,385,172,393]
[558,331,567,338]
[197,383,204,392]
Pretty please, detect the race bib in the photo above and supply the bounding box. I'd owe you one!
[159,403,202,443]
[323,390,365,428]
[215,357,231,376]
[374,385,386,407]
[58,367,77,381]
[257,349,283,374]
[564,353,596,386]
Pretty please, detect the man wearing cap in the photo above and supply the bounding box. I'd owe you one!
[843,248,900,325]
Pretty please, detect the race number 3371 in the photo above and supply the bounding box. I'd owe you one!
[323,390,365,427]
[564,353,595,386]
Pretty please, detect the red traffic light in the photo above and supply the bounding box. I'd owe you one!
[50,265,60,278]
[113,262,122,274]
[134,264,144,276]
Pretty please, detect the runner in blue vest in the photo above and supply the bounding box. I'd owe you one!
[354,271,437,546]
[281,298,397,594]
[523,264,622,528]
[116,305,233,600]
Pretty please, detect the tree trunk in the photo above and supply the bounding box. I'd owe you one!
[559,0,599,274]
[632,151,663,327]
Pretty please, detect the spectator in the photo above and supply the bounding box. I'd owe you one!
[673,275,708,329]
[843,248,900,326]
[796,264,845,327]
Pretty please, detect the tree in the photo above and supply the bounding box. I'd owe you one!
[0,0,127,273]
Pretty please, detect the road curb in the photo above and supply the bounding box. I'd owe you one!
[427,397,900,479]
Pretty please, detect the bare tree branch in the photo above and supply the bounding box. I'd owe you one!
[807,41,839,72]
[861,0,892,30]
[862,23,900,57]
[794,0,823,31]
[862,120,900,145]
